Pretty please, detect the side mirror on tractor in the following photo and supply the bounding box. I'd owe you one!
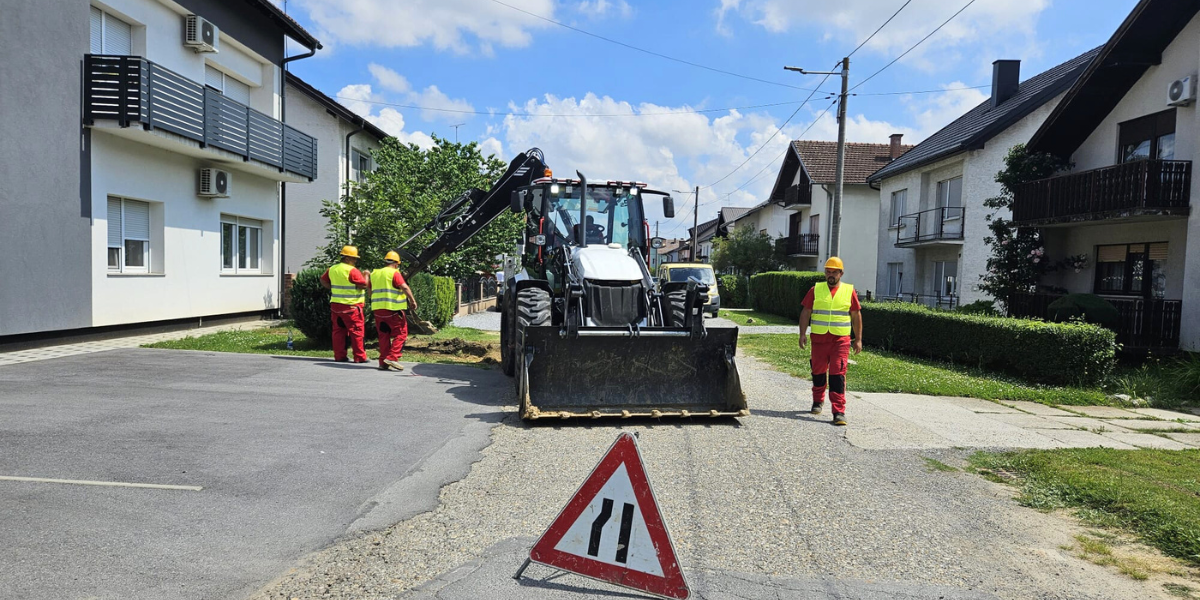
[511,190,524,213]
[651,236,666,249]
[663,195,675,219]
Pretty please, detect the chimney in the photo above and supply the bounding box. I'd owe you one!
[889,133,904,160]
[991,59,1021,108]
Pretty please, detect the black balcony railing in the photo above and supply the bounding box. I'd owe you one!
[83,54,317,180]
[1007,293,1183,350]
[1013,159,1190,225]
[895,207,964,246]
[786,233,819,256]
[783,184,812,206]
[881,293,959,310]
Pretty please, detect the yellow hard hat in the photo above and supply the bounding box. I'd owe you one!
[340,245,360,258]
[824,256,844,271]
[384,251,401,263]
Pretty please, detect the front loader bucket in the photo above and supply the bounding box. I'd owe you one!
[516,326,747,420]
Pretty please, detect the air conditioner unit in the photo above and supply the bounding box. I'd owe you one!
[184,15,219,53]
[1168,75,1194,107]
[199,168,230,198]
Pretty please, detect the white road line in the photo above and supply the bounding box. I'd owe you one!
[0,476,203,491]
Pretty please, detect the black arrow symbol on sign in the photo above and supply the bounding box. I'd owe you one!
[588,498,636,564]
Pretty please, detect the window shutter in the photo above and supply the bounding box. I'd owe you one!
[104,13,132,56]
[1149,242,1169,261]
[123,200,150,240]
[107,197,122,247]
[238,217,263,229]
[1098,245,1127,262]
[223,77,251,105]
[90,7,104,54]
[205,65,224,90]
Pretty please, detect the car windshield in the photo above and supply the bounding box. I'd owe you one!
[540,184,645,249]
[667,267,715,285]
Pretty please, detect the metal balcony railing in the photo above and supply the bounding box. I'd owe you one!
[1013,159,1190,225]
[783,184,812,206]
[880,293,959,310]
[83,54,317,180]
[895,207,965,246]
[1007,293,1183,350]
[786,233,819,256]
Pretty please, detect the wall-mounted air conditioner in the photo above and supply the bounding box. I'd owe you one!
[199,168,230,198]
[1168,75,1194,107]
[185,15,219,53]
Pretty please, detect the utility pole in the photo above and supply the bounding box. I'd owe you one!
[692,186,699,260]
[785,57,849,258]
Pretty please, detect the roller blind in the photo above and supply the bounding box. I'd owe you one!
[123,200,150,240]
[105,13,131,55]
[223,77,251,105]
[1097,245,1127,262]
[107,197,122,247]
[90,7,103,54]
[205,65,223,90]
[238,217,263,229]
[1149,242,1169,261]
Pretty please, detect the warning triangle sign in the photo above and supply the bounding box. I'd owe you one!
[529,433,689,600]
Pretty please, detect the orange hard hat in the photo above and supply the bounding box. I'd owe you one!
[824,256,844,271]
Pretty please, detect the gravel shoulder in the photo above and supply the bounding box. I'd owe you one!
[253,353,1171,600]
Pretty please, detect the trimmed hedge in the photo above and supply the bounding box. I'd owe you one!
[861,302,1117,386]
[288,268,458,344]
[409,272,457,328]
[1047,293,1119,329]
[749,271,825,320]
[718,274,748,309]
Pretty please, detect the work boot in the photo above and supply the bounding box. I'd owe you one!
[384,360,405,372]
[832,413,847,426]
[810,401,824,415]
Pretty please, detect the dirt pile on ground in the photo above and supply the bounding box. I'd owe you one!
[406,338,500,364]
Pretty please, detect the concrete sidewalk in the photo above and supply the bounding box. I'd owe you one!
[0,320,276,366]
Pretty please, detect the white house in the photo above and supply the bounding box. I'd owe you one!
[866,49,1098,309]
[0,0,320,341]
[764,139,913,290]
[283,73,388,273]
[1018,0,1198,352]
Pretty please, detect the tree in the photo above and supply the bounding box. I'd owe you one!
[978,144,1067,311]
[310,135,521,279]
[711,226,781,275]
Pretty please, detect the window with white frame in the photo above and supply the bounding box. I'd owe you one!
[107,197,150,273]
[935,177,963,219]
[90,6,132,55]
[889,189,907,227]
[352,149,372,183]
[204,65,251,105]
[887,262,903,296]
[221,215,263,273]
[933,261,958,297]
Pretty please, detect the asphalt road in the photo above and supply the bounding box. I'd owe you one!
[0,348,508,600]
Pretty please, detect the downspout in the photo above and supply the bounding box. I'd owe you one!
[277,44,319,317]
[820,184,834,262]
[343,125,365,241]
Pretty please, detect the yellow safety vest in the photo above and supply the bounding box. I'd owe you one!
[328,262,365,305]
[369,267,408,311]
[810,282,854,336]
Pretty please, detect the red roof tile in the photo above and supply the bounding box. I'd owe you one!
[792,140,913,184]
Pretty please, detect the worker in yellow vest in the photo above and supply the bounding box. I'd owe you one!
[798,257,863,426]
[319,245,369,363]
[370,251,419,372]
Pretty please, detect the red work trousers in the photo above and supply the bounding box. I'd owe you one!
[811,335,851,415]
[374,310,408,366]
[330,303,367,362]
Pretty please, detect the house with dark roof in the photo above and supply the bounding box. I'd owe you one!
[1015,0,1198,352]
[686,217,721,262]
[866,48,1099,309]
[284,72,391,271]
[762,137,913,286]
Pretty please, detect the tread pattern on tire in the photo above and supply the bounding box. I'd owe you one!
[666,289,688,328]
[517,288,551,329]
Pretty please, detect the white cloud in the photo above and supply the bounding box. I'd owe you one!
[293,0,556,54]
[480,137,505,159]
[577,0,633,18]
[335,84,435,149]
[342,65,477,125]
[907,82,990,136]
[411,85,476,122]
[367,63,410,93]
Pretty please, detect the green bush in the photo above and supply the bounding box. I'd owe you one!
[956,299,1000,316]
[861,302,1117,386]
[749,271,825,320]
[1047,293,1119,328]
[289,268,333,344]
[409,272,457,328]
[718,274,748,308]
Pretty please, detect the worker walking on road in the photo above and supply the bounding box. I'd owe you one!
[370,251,419,372]
[320,246,370,363]
[798,257,863,426]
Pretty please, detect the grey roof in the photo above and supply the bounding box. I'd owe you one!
[689,217,720,242]
[286,72,389,140]
[720,205,756,223]
[246,0,322,49]
[867,47,1101,182]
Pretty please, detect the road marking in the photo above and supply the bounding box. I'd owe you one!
[0,476,202,491]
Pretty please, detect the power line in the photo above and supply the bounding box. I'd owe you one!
[487,0,821,92]
[847,0,914,57]
[857,84,988,96]
[851,0,980,92]
[333,95,830,117]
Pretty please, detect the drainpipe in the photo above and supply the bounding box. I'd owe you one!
[277,44,319,316]
[820,184,834,263]
[343,126,365,241]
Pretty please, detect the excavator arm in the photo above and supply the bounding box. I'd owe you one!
[395,148,547,277]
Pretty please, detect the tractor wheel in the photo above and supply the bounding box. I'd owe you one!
[500,291,515,376]
[666,289,689,328]
[514,287,551,417]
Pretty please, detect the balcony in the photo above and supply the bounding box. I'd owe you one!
[1013,159,1190,226]
[83,55,317,182]
[881,293,959,310]
[895,207,964,247]
[786,233,819,256]
[782,184,812,207]
[1008,293,1183,350]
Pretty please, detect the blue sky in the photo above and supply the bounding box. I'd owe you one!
[277,0,1136,236]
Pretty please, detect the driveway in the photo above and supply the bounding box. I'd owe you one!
[0,348,509,600]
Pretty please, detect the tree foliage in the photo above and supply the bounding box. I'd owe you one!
[978,144,1067,311]
[711,226,781,275]
[310,135,521,279]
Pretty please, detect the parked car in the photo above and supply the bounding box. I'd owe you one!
[657,262,720,317]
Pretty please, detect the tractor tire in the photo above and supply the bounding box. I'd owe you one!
[666,289,689,328]
[500,292,515,376]
[515,287,551,417]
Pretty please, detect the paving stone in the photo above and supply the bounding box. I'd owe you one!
[1060,406,1140,419]
[983,413,1078,430]
[1162,433,1200,447]
[858,393,1066,448]
[945,397,1022,414]
[1101,432,1194,450]
[1102,419,1200,432]
[1042,416,1130,432]
[1038,429,1139,449]
[1126,408,1200,422]
[1004,401,1076,417]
